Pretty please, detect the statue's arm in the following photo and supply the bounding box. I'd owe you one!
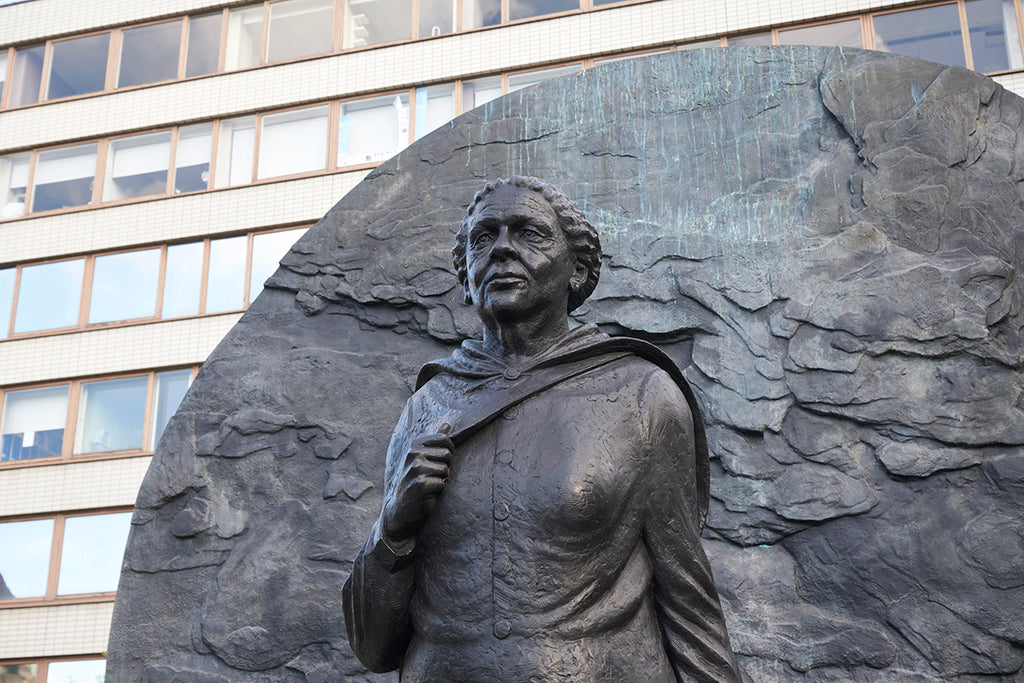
[342,404,418,673]
[639,369,748,683]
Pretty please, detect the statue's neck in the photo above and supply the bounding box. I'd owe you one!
[479,314,570,365]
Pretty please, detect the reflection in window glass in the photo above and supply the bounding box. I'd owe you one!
[0,52,6,104]
[175,124,213,193]
[508,64,581,93]
[343,0,410,48]
[0,268,13,338]
[119,21,180,88]
[966,0,1023,72]
[14,259,84,333]
[119,21,181,89]
[75,377,147,454]
[509,0,576,21]
[162,242,204,318]
[225,5,264,69]
[250,228,306,299]
[729,32,772,47]
[32,143,97,212]
[461,76,502,113]
[0,153,30,220]
[463,0,500,29]
[593,48,672,66]
[9,45,45,107]
[0,518,54,599]
[150,370,191,450]
[419,0,455,37]
[1,385,69,462]
[338,93,409,166]
[677,39,722,50]
[186,12,223,78]
[779,19,862,48]
[57,512,132,595]
[0,662,37,682]
[104,132,171,201]
[415,85,456,139]
[268,0,334,62]
[89,249,161,324]
[46,659,106,683]
[206,235,248,313]
[258,106,329,179]
[874,4,966,67]
[215,116,256,187]
[47,33,110,100]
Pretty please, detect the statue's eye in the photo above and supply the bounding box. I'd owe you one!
[471,232,494,248]
[521,227,544,241]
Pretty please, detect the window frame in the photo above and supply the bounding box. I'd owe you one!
[0,656,109,683]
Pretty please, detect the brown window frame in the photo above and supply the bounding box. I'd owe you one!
[0,655,109,683]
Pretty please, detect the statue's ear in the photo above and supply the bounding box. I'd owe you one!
[569,261,588,292]
[463,288,473,305]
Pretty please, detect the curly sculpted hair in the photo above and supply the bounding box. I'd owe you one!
[452,176,602,313]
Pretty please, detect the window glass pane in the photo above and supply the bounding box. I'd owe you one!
[419,0,455,37]
[186,12,223,78]
[47,33,110,100]
[31,143,97,212]
[103,131,171,201]
[343,0,411,48]
[9,45,44,107]
[0,518,54,599]
[57,512,132,595]
[0,663,38,682]
[88,249,161,324]
[507,64,581,92]
[175,124,213,193]
[225,5,263,69]
[967,0,1023,72]
[462,0,500,29]
[338,93,410,166]
[257,106,328,179]
[415,84,456,140]
[14,259,84,333]
[594,48,672,66]
[267,0,334,62]
[162,242,204,318]
[74,377,147,454]
[1,385,68,462]
[0,51,7,103]
[509,0,577,22]
[150,370,191,449]
[729,31,772,46]
[461,76,502,112]
[677,39,721,50]
[0,268,13,338]
[874,4,966,67]
[779,19,862,48]
[118,20,181,88]
[46,659,106,683]
[0,153,30,219]
[215,116,255,187]
[205,235,247,313]
[250,228,306,298]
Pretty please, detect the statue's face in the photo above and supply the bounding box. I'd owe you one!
[464,185,581,324]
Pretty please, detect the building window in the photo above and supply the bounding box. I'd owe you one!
[31,143,97,212]
[215,116,257,187]
[267,0,335,62]
[507,63,582,92]
[0,369,195,465]
[415,84,456,140]
[174,124,213,193]
[185,12,223,78]
[225,4,264,70]
[0,385,68,462]
[8,45,44,107]
[46,33,109,100]
[0,658,108,683]
[204,235,248,313]
[161,242,204,318]
[874,3,966,67]
[338,93,410,166]
[88,249,161,324]
[0,153,29,219]
[103,131,172,202]
[777,19,863,48]
[13,259,84,334]
[510,0,577,22]
[0,511,131,603]
[0,50,6,103]
[118,20,182,88]
[419,0,457,37]
[343,0,411,48]
[463,0,501,29]
[461,76,502,112]
[257,105,329,179]
[966,0,1024,72]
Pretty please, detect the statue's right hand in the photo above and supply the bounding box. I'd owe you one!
[382,433,453,543]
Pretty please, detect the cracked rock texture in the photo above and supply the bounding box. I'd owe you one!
[108,47,1024,681]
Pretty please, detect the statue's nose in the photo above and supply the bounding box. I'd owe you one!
[489,225,518,260]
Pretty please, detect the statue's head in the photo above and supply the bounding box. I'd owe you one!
[453,176,601,313]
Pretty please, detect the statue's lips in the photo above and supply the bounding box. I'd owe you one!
[484,273,527,288]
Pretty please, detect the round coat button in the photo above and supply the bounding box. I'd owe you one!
[494,502,511,520]
[497,449,513,465]
[493,620,512,639]
[503,367,521,380]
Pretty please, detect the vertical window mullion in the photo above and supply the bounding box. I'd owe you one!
[333,0,345,52]
[167,126,181,196]
[208,120,222,188]
[78,255,96,328]
[261,1,272,64]
[243,232,256,306]
[1,47,13,109]
[861,14,873,50]
[959,0,975,70]
[501,0,509,23]
[22,149,37,215]
[92,139,110,207]
[178,16,190,80]
[46,514,65,599]
[456,0,464,31]
[62,381,80,458]
[7,265,22,337]
[155,245,169,319]
[412,0,420,39]
[454,78,464,116]
[217,7,230,72]
[326,101,340,171]
[38,41,54,104]
[251,114,263,184]
[198,238,211,314]
[140,371,157,451]
[106,30,121,91]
